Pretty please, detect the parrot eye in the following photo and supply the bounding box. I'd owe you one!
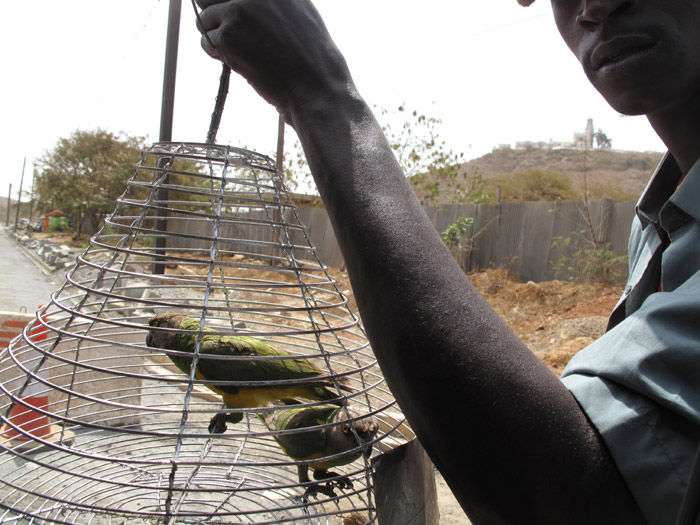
[151,320,159,327]
[342,425,350,434]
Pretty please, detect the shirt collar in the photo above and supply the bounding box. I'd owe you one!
[669,157,700,223]
[636,152,682,227]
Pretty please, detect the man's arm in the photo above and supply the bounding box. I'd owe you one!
[196,1,644,521]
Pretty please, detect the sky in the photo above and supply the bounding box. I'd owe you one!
[1,0,666,203]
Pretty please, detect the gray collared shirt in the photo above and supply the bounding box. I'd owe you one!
[561,152,700,524]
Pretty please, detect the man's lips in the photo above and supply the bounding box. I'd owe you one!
[589,35,658,72]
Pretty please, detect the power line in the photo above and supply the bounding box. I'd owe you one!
[477,13,549,36]
[133,0,163,41]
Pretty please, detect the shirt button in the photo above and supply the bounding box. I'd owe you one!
[624,285,633,295]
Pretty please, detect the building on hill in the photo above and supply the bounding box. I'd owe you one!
[573,118,595,149]
[505,118,605,152]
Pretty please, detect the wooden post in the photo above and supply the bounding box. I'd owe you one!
[373,439,440,524]
[5,184,11,227]
[28,166,35,224]
[14,158,26,230]
[153,0,181,275]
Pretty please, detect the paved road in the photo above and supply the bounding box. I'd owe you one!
[0,229,61,313]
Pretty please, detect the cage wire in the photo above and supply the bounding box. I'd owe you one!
[0,74,413,523]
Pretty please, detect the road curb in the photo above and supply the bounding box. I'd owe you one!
[1,227,77,276]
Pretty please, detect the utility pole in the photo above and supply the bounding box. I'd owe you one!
[14,158,26,230]
[5,184,11,227]
[276,114,285,177]
[29,165,36,224]
[159,0,181,143]
[153,0,181,275]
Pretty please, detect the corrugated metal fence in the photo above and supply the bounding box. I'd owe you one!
[425,199,636,282]
[166,199,637,283]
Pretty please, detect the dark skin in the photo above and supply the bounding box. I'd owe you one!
[194,0,700,521]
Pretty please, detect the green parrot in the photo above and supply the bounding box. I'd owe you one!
[258,400,378,500]
[146,311,346,433]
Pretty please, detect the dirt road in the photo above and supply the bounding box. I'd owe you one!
[0,228,62,313]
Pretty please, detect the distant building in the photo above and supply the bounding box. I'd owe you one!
[573,118,595,149]
[504,118,602,152]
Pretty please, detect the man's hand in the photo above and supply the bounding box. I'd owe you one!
[195,0,355,119]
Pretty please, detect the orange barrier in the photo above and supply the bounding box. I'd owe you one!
[0,310,74,452]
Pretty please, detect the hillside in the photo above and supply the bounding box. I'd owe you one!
[412,147,665,205]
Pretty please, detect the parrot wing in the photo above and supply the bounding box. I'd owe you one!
[195,335,324,384]
[263,405,338,461]
[167,319,341,405]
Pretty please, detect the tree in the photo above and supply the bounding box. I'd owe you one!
[280,103,484,206]
[550,149,628,285]
[441,215,474,271]
[583,180,639,201]
[280,131,317,196]
[379,104,460,178]
[594,129,612,149]
[35,129,145,236]
[379,104,482,205]
[495,169,580,202]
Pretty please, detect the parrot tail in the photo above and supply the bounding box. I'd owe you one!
[317,375,354,405]
[335,375,354,393]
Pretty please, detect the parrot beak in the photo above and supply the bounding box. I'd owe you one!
[146,332,154,347]
[363,444,373,459]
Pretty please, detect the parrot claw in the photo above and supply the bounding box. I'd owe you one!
[332,476,353,491]
[297,475,351,503]
[208,413,228,434]
[208,413,227,434]
[296,482,339,504]
[208,412,244,433]
[313,470,353,491]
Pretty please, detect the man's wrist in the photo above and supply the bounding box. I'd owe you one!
[284,80,367,132]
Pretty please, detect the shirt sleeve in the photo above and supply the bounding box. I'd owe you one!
[561,270,700,524]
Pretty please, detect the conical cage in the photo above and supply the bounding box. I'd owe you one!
[0,142,412,523]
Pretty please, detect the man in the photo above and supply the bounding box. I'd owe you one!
[194,1,699,522]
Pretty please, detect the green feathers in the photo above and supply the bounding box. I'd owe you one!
[146,311,344,429]
[259,401,379,498]
[164,316,325,385]
[147,312,374,497]
[260,403,377,465]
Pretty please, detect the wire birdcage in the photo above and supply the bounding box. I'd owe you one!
[0,140,413,523]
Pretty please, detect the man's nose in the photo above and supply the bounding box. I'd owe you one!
[576,0,636,30]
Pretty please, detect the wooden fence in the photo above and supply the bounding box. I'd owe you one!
[166,198,637,284]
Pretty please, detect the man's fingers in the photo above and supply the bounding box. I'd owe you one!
[194,2,227,58]
[200,30,222,60]
[196,0,229,9]
[195,1,223,32]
